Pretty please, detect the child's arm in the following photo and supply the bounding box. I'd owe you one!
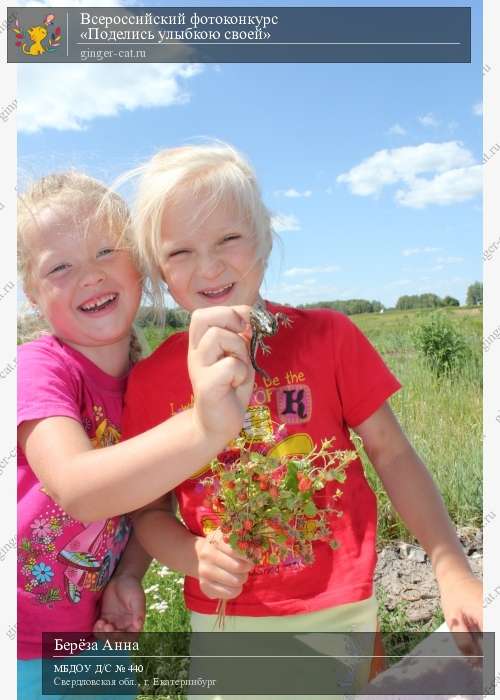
[19,306,254,522]
[93,532,151,634]
[131,498,252,601]
[354,402,482,636]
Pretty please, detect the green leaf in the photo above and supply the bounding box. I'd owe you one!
[284,461,299,492]
[303,501,317,517]
[228,533,239,549]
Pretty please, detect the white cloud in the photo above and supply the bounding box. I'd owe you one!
[271,213,301,233]
[337,141,480,208]
[337,142,474,196]
[388,123,406,136]
[402,247,442,256]
[418,113,440,127]
[15,0,201,132]
[395,164,482,208]
[284,265,340,277]
[18,63,203,133]
[473,102,483,116]
[275,188,312,198]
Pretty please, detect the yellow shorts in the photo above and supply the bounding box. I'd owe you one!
[188,594,379,700]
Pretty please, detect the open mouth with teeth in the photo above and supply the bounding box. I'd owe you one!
[78,293,118,313]
[199,283,235,299]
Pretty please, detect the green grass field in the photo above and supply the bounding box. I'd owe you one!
[351,307,482,542]
[137,306,481,696]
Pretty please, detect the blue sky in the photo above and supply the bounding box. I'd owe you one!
[17,0,483,307]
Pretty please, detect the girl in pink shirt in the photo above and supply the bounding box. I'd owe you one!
[17,171,255,699]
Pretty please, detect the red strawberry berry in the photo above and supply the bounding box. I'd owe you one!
[243,519,253,531]
[298,477,312,492]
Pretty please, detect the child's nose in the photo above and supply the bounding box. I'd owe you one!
[198,254,225,279]
[80,262,106,286]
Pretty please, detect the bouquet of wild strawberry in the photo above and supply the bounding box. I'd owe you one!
[201,428,357,625]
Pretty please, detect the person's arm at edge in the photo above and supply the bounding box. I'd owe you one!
[354,402,482,635]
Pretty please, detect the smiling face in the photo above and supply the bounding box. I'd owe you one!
[26,206,142,357]
[159,194,265,312]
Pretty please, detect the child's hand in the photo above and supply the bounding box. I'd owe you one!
[93,573,145,636]
[439,576,483,661]
[188,306,255,442]
[194,529,253,601]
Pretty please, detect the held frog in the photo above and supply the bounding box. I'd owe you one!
[249,305,292,380]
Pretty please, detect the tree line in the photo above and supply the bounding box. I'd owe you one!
[133,282,483,325]
[298,299,384,315]
[396,282,482,310]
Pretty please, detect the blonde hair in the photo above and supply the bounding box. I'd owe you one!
[127,142,273,312]
[17,171,145,363]
[18,171,134,297]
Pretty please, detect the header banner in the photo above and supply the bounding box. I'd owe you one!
[7,6,471,63]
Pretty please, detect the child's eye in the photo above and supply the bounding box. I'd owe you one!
[48,263,70,275]
[97,248,115,258]
[169,249,190,259]
[221,234,241,243]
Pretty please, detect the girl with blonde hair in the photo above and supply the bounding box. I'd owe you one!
[17,170,254,699]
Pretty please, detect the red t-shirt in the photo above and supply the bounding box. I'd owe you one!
[123,302,401,616]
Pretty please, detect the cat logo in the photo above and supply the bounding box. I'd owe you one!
[12,13,62,56]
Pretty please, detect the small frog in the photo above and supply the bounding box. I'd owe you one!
[249,304,292,379]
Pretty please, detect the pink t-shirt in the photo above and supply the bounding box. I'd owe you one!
[17,335,131,659]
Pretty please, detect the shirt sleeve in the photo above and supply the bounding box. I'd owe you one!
[17,339,82,428]
[331,312,402,428]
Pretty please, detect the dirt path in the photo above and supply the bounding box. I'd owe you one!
[374,527,482,623]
